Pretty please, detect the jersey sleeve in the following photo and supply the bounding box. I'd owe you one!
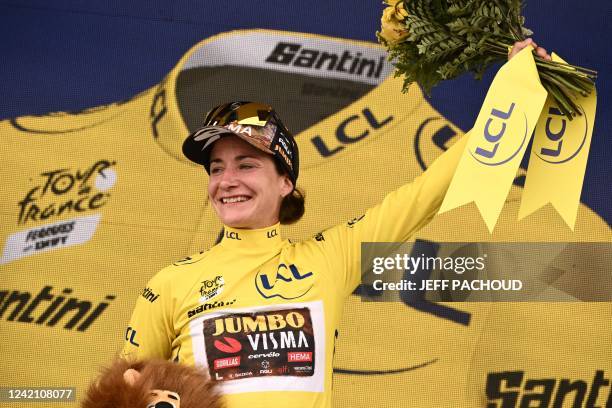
[120,266,175,360]
[318,134,469,297]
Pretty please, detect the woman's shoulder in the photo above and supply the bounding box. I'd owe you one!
[169,247,215,268]
[290,226,342,254]
[149,247,217,284]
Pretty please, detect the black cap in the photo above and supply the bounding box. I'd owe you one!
[182,101,299,186]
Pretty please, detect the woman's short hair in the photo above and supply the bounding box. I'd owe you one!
[274,160,305,224]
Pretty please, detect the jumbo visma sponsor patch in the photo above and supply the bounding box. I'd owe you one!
[190,301,325,395]
[203,307,316,381]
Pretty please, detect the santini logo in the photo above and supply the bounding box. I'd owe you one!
[187,299,237,318]
[265,42,385,79]
[486,370,611,408]
[140,287,159,303]
[0,285,114,331]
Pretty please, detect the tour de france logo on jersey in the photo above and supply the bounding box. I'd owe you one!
[1,159,118,264]
[200,276,225,302]
[255,263,314,300]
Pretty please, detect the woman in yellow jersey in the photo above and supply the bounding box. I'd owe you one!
[186,37,549,232]
[122,40,550,408]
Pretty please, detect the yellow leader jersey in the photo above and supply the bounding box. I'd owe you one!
[121,119,468,407]
[1,29,610,407]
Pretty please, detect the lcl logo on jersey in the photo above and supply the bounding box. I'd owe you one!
[310,107,393,158]
[125,326,140,347]
[225,231,241,240]
[255,263,314,300]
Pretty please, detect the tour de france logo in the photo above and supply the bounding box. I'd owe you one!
[200,276,225,302]
[17,159,117,226]
[469,102,528,166]
[1,160,117,264]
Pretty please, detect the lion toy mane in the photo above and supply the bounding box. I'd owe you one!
[82,359,222,408]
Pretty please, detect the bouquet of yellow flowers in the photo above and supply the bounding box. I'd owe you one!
[378,0,596,119]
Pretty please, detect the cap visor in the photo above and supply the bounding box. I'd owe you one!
[183,125,274,165]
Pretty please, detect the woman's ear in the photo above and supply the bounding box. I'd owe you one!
[280,175,293,198]
[123,368,141,386]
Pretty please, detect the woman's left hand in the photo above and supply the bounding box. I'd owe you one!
[508,38,552,61]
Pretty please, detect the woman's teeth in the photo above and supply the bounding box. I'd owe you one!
[222,196,249,203]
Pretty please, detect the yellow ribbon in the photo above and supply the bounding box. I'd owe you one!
[439,47,547,232]
[519,54,597,230]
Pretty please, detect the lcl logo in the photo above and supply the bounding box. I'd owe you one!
[470,102,528,166]
[540,107,566,158]
[256,263,314,300]
[125,326,140,347]
[310,108,393,157]
[535,106,587,164]
[225,231,241,240]
[474,103,515,159]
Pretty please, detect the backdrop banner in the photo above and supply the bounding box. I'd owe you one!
[1,28,610,408]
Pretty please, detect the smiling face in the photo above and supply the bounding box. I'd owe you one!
[208,135,293,229]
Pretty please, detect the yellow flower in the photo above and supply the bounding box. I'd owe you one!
[385,0,409,20]
[379,6,409,46]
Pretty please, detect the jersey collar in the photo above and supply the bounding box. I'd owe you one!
[219,223,284,252]
[149,29,392,166]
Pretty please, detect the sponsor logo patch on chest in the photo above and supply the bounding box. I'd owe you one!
[202,307,316,381]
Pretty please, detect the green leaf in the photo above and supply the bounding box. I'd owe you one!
[379,0,596,100]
